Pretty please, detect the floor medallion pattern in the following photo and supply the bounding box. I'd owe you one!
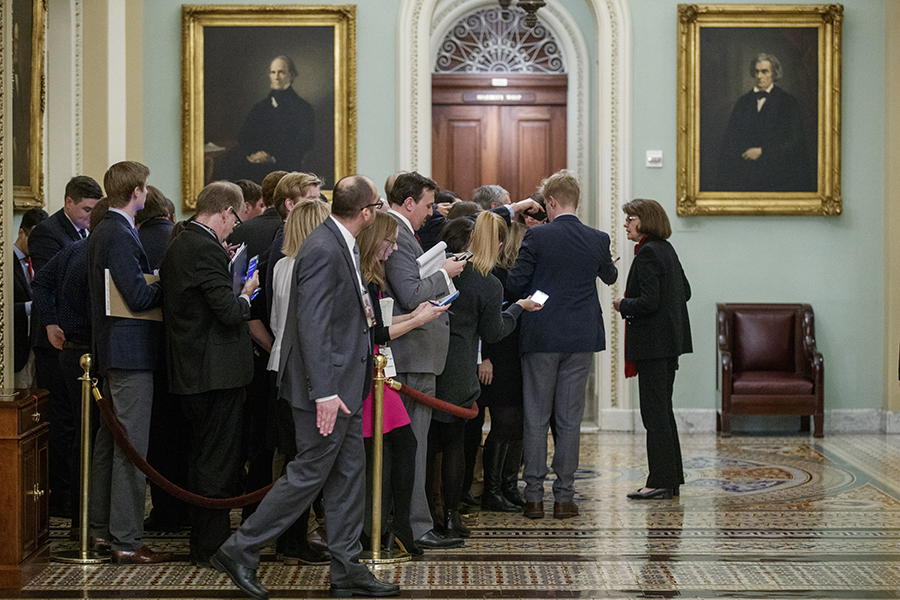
[7,433,900,599]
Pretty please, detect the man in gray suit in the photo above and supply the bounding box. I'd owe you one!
[213,175,399,600]
[383,172,467,548]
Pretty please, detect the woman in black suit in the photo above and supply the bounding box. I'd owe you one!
[613,199,692,500]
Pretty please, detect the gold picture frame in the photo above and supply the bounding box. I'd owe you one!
[676,4,842,216]
[12,0,46,209]
[181,4,357,211]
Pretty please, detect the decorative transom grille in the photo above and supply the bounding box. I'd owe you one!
[434,7,566,74]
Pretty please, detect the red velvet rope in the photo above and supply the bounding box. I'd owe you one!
[389,380,479,419]
[93,379,474,509]
[94,395,273,509]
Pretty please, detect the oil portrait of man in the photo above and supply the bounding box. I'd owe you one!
[699,29,818,194]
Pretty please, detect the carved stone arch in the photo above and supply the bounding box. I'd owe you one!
[397,0,633,425]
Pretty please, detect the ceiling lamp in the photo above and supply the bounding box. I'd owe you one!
[499,0,546,28]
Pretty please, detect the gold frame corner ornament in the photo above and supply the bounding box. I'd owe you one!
[180,4,358,211]
[676,4,842,216]
[13,0,46,210]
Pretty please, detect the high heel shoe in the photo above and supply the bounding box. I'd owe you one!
[388,520,423,556]
[626,487,673,500]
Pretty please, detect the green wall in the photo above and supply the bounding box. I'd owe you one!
[144,0,886,414]
[630,0,885,411]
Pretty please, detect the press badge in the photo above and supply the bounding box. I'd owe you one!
[380,347,397,378]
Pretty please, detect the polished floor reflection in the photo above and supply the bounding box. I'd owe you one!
[7,432,900,599]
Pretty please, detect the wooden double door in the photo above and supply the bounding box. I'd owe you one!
[432,74,567,202]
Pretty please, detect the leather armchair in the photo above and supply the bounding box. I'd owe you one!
[717,303,824,437]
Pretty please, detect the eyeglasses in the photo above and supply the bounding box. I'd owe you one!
[625,215,639,223]
[361,198,385,211]
[230,206,243,228]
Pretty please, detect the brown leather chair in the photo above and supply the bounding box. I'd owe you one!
[716,303,823,437]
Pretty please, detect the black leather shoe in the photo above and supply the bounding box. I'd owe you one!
[210,549,269,600]
[626,487,673,500]
[330,575,400,597]
[443,509,471,538]
[416,529,464,549]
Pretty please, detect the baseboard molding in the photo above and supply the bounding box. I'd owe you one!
[599,408,900,434]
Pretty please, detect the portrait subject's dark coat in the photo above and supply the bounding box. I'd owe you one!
[715,85,813,192]
[233,87,315,183]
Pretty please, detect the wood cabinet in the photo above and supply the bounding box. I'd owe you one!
[0,389,50,588]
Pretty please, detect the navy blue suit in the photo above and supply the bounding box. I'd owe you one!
[27,207,85,514]
[138,217,174,272]
[87,209,162,552]
[507,213,617,504]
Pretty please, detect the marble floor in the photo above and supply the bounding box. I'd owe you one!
[7,432,900,599]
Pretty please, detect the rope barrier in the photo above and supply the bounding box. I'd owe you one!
[92,374,475,509]
[94,394,273,509]
[388,379,479,419]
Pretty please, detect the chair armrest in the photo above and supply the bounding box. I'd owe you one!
[801,309,823,378]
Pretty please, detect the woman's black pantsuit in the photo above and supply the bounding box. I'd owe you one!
[618,237,692,490]
[636,357,683,488]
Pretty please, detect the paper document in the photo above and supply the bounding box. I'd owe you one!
[416,241,447,279]
[105,269,162,321]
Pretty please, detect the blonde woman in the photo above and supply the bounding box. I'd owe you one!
[356,211,448,555]
[432,212,542,538]
[267,200,330,371]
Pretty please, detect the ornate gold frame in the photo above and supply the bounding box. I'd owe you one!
[13,0,46,210]
[181,4,357,210]
[676,4,842,216]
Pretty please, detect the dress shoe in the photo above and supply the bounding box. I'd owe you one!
[92,536,111,551]
[626,487,673,500]
[523,501,544,519]
[283,546,330,566]
[553,501,579,519]
[210,549,269,600]
[308,526,329,553]
[416,529,464,549]
[442,509,471,538]
[111,545,175,565]
[330,574,400,597]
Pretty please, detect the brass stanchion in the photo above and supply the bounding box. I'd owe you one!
[360,353,411,564]
[52,354,109,564]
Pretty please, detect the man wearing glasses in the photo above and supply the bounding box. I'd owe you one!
[159,181,259,568]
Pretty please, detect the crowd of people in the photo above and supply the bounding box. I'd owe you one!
[12,164,692,599]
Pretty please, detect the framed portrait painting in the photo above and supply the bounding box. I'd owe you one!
[181,4,357,210]
[12,0,46,209]
[676,4,842,216]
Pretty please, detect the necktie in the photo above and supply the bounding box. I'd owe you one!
[414,232,423,248]
[78,228,87,239]
[24,256,33,279]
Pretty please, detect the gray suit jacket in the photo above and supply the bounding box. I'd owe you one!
[278,218,373,413]
[382,214,451,375]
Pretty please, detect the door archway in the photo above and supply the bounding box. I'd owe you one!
[398,0,634,427]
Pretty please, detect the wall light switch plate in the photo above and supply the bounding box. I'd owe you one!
[646,150,663,168]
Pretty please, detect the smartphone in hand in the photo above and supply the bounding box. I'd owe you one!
[431,290,460,306]
[531,290,549,305]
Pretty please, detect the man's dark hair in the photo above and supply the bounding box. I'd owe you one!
[196,181,243,217]
[388,171,438,207]
[447,201,480,220]
[89,198,110,231]
[64,175,102,204]
[235,179,262,206]
[261,170,288,208]
[439,216,475,254]
[332,175,375,219]
[436,190,461,204]
[20,207,48,232]
[135,186,170,225]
